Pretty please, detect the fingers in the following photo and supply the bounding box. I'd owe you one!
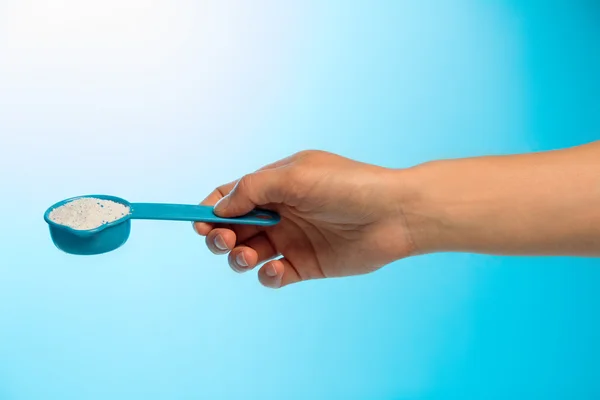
[227,233,277,273]
[258,258,303,289]
[193,221,215,236]
[195,154,308,288]
[205,228,278,265]
[203,230,305,289]
[195,219,262,244]
[205,228,237,254]
[214,169,286,218]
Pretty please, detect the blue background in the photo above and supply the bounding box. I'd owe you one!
[0,1,599,398]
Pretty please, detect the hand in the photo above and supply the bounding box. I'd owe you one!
[193,150,415,289]
[194,142,600,288]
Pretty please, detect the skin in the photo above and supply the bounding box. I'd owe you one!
[193,141,600,289]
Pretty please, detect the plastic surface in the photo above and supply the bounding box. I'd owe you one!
[44,195,280,255]
[130,203,279,225]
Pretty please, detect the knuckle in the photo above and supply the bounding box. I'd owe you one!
[236,173,263,204]
[293,149,320,159]
[236,174,254,193]
[292,150,333,168]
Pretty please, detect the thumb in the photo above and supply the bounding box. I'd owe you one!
[214,170,285,217]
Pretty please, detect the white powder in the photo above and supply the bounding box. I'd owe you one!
[49,197,131,231]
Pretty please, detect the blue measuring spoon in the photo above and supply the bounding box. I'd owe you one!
[43,195,280,255]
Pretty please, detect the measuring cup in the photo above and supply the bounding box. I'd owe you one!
[43,195,280,255]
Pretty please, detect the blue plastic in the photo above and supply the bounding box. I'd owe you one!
[44,195,280,256]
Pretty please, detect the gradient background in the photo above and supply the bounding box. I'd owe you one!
[0,1,599,399]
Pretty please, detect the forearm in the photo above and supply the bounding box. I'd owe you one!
[400,141,600,257]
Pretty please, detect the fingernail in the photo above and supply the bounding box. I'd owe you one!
[236,252,248,268]
[191,221,198,233]
[214,235,228,251]
[266,264,278,277]
[214,196,230,214]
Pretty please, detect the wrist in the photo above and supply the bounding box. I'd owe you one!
[393,160,463,256]
[378,164,444,258]
[380,158,498,258]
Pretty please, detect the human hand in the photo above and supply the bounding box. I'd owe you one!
[193,150,415,289]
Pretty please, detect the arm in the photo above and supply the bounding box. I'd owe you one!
[401,140,600,257]
[196,142,599,289]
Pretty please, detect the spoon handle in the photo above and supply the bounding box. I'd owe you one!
[130,203,280,226]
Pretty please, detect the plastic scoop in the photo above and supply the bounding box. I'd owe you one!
[43,195,280,255]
